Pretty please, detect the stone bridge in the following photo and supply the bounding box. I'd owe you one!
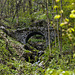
[11,20,56,46]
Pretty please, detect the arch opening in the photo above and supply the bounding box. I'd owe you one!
[25,32,46,50]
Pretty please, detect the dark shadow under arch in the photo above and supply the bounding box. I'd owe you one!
[26,32,45,43]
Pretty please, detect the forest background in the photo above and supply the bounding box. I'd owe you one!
[0,0,75,75]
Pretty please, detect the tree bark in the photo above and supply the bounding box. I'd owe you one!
[1,0,7,16]
[46,0,51,56]
[12,0,22,22]
[60,0,63,54]
[23,0,26,12]
[29,0,32,15]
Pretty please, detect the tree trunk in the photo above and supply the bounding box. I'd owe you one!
[29,0,32,15]
[23,0,26,12]
[60,0,63,54]
[46,0,51,56]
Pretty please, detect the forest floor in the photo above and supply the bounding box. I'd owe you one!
[0,21,75,75]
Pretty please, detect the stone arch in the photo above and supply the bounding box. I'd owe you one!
[25,31,45,43]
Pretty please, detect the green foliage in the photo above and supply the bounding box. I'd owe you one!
[62,0,75,17]
[37,14,47,20]
[0,0,75,75]
[29,38,45,42]
[45,68,75,75]
[6,17,31,28]
[0,63,18,75]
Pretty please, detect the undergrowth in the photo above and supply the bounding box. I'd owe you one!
[0,30,75,75]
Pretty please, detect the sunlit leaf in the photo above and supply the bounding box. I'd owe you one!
[60,23,65,27]
[73,54,75,58]
[54,5,58,9]
[65,18,69,22]
[56,0,60,2]
[54,15,61,19]
[70,14,75,18]
[71,10,75,14]
[60,10,63,14]
[69,28,74,32]
[72,3,74,5]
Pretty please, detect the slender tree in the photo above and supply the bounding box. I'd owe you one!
[46,0,51,55]
[7,0,9,15]
[60,0,63,54]
[55,2,60,51]
[29,0,32,15]
[12,0,22,23]
[1,0,7,16]
[52,0,57,47]
[23,0,26,12]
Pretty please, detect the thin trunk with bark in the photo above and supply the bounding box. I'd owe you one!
[60,0,63,54]
[46,0,51,56]
[1,0,7,16]
[56,8,60,50]
[52,0,57,47]
[29,0,32,15]
[23,0,26,12]
[12,0,22,23]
